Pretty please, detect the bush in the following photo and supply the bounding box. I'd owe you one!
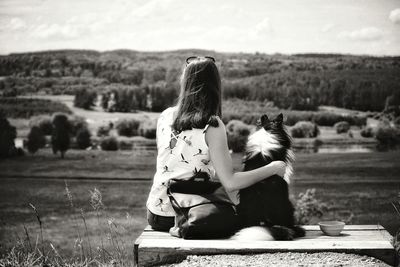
[116,119,140,137]
[294,188,327,224]
[29,115,53,135]
[27,126,46,154]
[0,115,17,158]
[375,125,399,145]
[100,136,119,151]
[74,88,97,110]
[334,121,350,134]
[76,127,91,149]
[290,121,319,138]
[69,115,88,136]
[226,120,252,152]
[360,127,374,138]
[97,125,111,137]
[138,119,157,139]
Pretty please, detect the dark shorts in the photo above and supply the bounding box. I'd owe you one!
[147,209,175,232]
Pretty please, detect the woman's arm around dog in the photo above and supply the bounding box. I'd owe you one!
[206,117,286,192]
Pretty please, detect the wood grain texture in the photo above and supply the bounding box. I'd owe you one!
[134,225,395,267]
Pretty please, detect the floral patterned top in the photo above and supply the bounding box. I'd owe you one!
[146,106,217,216]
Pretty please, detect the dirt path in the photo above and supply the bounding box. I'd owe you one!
[162,252,390,267]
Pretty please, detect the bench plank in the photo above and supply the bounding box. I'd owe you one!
[134,225,395,267]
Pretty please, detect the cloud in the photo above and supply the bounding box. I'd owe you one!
[338,27,384,41]
[30,23,86,39]
[321,23,335,33]
[389,8,400,24]
[249,18,272,39]
[131,0,175,18]
[0,17,27,31]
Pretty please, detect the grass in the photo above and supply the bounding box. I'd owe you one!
[0,149,157,179]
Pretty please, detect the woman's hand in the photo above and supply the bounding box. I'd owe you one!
[206,117,289,192]
[269,160,287,177]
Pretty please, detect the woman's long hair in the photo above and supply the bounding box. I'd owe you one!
[172,58,221,132]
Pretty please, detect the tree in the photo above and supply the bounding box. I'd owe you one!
[27,126,46,154]
[0,115,17,158]
[51,113,71,158]
[74,88,97,110]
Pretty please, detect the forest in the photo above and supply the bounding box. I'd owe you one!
[1,49,399,113]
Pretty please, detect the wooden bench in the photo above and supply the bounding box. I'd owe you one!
[134,225,396,266]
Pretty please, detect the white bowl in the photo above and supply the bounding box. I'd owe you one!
[318,221,345,236]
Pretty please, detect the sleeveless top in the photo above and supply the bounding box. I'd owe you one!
[146,106,217,216]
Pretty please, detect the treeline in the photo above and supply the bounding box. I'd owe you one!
[74,82,178,112]
[1,49,400,112]
[0,98,72,118]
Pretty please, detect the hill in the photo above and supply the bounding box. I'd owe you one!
[0,49,399,112]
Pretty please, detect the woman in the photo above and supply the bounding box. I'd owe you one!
[146,56,286,231]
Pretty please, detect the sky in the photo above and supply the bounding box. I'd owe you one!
[0,0,400,55]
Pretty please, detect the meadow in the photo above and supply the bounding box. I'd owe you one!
[0,149,399,261]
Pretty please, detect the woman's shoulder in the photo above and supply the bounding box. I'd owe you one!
[159,106,178,121]
[161,106,177,116]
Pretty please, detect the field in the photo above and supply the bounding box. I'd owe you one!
[14,95,159,136]
[0,149,399,260]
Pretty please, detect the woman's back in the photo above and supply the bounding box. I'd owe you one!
[146,106,216,216]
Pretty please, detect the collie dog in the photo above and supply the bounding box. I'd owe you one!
[232,114,305,241]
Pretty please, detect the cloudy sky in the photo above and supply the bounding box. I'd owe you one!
[0,0,400,55]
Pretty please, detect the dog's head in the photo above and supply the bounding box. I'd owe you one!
[245,113,294,183]
[258,113,284,132]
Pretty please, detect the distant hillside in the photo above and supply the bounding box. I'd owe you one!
[0,49,399,112]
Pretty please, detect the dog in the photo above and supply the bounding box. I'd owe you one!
[232,113,305,241]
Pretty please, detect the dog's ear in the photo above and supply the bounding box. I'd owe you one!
[275,113,283,124]
[260,114,269,126]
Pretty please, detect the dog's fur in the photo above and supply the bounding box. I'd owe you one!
[232,113,305,241]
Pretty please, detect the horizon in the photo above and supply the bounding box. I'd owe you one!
[0,0,400,56]
[2,47,400,58]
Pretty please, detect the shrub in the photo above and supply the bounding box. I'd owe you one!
[226,120,252,152]
[360,127,374,138]
[138,119,157,139]
[313,112,366,127]
[27,126,46,154]
[290,121,319,138]
[97,125,111,137]
[100,136,119,151]
[76,127,92,149]
[0,115,17,158]
[116,119,140,137]
[375,125,399,145]
[51,113,71,158]
[69,115,88,136]
[294,188,327,224]
[334,121,350,134]
[74,88,97,110]
[29,115,53,135]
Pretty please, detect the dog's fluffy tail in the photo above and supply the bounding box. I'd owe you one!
[230,226,274,241]
[231,225,306,241]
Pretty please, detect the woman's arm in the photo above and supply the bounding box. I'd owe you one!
[205,117,286,192]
